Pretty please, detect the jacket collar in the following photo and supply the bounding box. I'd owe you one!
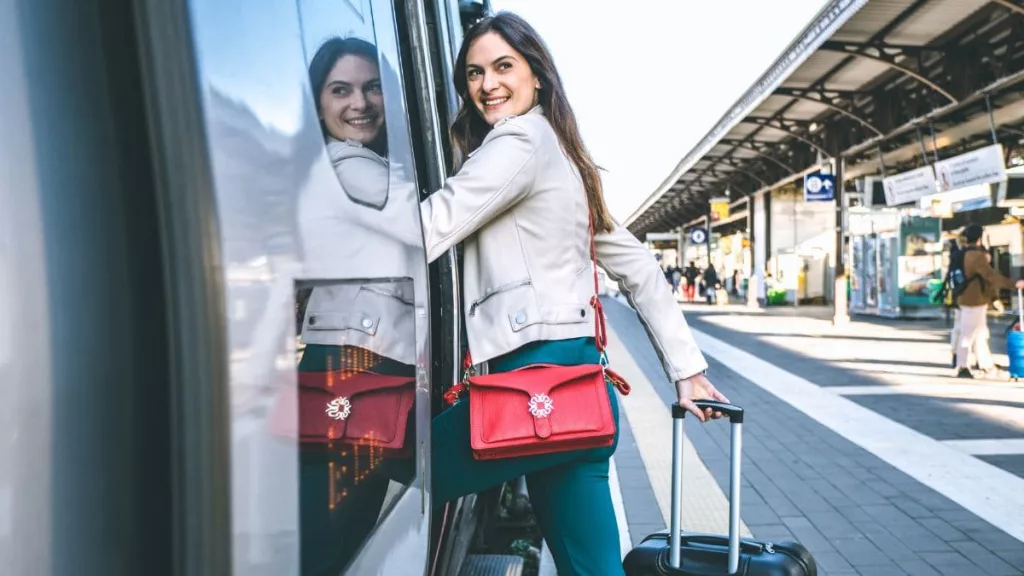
[325,136,387,165]
[494,105,544,127]
[467,105,545,159]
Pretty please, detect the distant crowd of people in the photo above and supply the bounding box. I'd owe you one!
[662,261,741,304]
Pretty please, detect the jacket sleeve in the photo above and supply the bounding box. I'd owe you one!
[968,251,1016,292]
[420,122,538,263]
[595,221,708,382]
[328,147,423,248]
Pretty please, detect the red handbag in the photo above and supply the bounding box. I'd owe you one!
[269,366,416,457]
[446,213,632,461]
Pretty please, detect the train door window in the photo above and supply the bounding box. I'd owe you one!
[185,0,430,573]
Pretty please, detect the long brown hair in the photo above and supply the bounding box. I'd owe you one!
[451,12,615,233]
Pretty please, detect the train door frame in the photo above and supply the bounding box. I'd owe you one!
[397,2,501,575]
[138,0,444,573]
[395,1,471,574]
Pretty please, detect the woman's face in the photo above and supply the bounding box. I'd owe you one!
[319,54,385,144]
[465,31,540,126]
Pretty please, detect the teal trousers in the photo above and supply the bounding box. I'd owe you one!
[297,345,414,576]
[432,337,626,576]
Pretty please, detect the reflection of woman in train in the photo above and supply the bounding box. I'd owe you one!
[423,13,725,575]
[313,37,388,200]
[294,37,416,576]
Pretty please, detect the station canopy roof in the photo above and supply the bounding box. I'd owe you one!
[626,0,1024,239]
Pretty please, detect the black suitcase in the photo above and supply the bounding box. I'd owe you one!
[623,401,817,576]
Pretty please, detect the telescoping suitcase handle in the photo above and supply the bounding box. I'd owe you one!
[1018,288,1023,329]
[670,401,745,574]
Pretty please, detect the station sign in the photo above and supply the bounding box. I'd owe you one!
[934,143,1006,192]
[689,228,708,245]
[883,165,937,206]
[803,171,835,202]
[709,196,730,221]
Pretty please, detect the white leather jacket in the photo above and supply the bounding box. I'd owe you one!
[298,138,420,366]
[421,107,708,382]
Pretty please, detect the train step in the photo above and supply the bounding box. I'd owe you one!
[458,554,525,576]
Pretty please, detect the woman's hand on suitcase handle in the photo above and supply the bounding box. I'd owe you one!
[675,373,730,423]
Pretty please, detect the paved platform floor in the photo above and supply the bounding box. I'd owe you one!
[597,297,1024,576]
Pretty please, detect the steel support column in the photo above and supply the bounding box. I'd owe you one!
[833,145,849,325]
[746,197,758,308]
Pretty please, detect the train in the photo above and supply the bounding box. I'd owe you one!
[0,0,546,574]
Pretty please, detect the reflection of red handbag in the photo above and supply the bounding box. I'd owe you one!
[270,369,415,457]
[451,213,631,461]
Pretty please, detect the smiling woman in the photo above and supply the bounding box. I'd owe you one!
[309,37,388,159]
[463,34,540,127]
[422,11,720,576]
[449,13,615,235]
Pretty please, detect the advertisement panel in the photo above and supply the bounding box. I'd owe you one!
[898,217,942,308]
[917,182,996,218]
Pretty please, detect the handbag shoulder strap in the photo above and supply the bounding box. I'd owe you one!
[588,210,607,354]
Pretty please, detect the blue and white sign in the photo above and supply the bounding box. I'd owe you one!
[804,172,835,202]
[689,228,708,244]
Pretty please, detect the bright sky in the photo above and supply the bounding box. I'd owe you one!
[489,0,829,221]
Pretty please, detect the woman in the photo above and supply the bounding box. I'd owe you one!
[422,13,726,575]
[704,263,719,304]
[290,36,418,576]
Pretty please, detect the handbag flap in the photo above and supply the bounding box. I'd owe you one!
[469,363,610,442]
[468,364,602,396]
[283,371,415,444]
[299,370,413,396]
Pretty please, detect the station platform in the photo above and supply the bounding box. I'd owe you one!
[540,298,1024,576]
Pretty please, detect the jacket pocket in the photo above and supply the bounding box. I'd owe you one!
[358,284,414,306]
[304,311,380,336]
[469,278,532,317]
[304,283,414,337]
[508,303,590,333]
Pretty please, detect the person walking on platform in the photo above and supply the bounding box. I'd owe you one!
[954,224,1024,379]
[683,261,699,302]
[938,237,969,368]
[703,263,719,305]
[420,12,727,575]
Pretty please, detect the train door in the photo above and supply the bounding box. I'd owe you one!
[2,0,484,573]
[172,0,440,573]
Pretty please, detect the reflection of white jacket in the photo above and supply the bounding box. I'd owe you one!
[298,138,420,365]
[421,107,707,381]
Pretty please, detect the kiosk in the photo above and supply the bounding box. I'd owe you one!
[849,210,943,318]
